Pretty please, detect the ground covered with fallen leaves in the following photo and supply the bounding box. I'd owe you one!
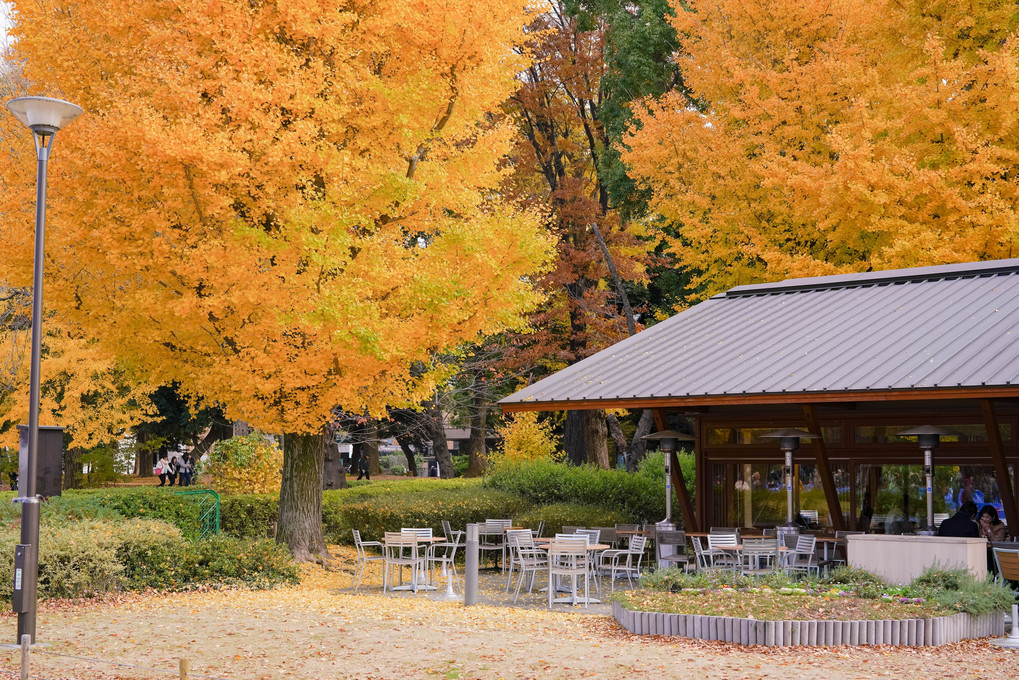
[1,546,1017,679]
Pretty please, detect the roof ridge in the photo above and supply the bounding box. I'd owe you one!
[721,258,1019,298]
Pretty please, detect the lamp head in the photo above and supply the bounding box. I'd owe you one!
[760,428,820,452]
[896,425,952,451]
[642,429,695,453]
[6,96,83,136]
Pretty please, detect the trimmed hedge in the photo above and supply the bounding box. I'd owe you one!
[0,519,298,600]
[483,458,666,523]
[514,503,632,535]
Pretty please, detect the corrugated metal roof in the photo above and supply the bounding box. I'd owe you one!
[500,259,1019,409]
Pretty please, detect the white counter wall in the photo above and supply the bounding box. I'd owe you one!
[846,534,987,585]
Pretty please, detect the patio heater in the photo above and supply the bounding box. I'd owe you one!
[639,430,696,526]
[897,425,950,534]
[761,428,820,533]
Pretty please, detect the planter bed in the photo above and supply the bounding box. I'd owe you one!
[612,601,1004,646]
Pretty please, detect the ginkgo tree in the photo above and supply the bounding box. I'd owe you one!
[623,0,1019,299]
[0,0,552,560]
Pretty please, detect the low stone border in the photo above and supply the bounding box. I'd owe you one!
[612,601,1004,646]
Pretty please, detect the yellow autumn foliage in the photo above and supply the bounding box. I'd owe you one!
[494,412,561,463]
[204,434,283,495]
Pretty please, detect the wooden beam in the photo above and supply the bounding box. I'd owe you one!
[803,404,845,532]
[670,450,699,533]
[499,386,1019,413]
[980,399,1019,531]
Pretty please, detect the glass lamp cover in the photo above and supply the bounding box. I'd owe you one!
[6,97,83,132]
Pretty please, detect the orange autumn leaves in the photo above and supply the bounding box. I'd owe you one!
[623,0,1019,299]
[0,0,553,435]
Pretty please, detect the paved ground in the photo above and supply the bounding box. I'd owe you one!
[0,548,1016,680]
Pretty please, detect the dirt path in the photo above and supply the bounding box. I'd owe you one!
[1,554,1016,679]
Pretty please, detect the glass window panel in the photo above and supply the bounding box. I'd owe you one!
[707,426,841,445]
[854,424,1011,444]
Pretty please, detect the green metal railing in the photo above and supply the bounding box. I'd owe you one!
[176,489,221,539]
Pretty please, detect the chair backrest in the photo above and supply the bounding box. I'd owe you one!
[556,532,589,543]
[742,538,778,553]
[441,520,453,538]
[835,530,864,539]
[486,519,512,529]
[615,524,640,532]
[562,525,585,534]
[506,529,533,550]
[401,527,432,539]
[531,520,545,538]
[800,510,819,523]
[593,526,616,544]
[762,528,777,537]
[691,535,705,557]
[628,535,648,554]
[794,535,817,554]
[576,528,601,544]
[993,545,1019,581]
[548,537,588,564]
[656,530,686,547]
[352,529,371,556]
[384,531,419,558]
[778,531,800,548]
[707,533,738,548]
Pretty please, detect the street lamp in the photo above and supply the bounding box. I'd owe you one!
[897,425,951,534]
[642,430,695,525]
[761,428,820,529]
[5,96,83,644]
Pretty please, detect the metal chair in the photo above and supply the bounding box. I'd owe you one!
[383,532,426,593]
[785,534,819,576]
[430,528,462,591]
[604,535,647,591]
[530,520,545,539]
[510,532,548,602]
[992,544,1019,591]
[706,533,739,570]
[548,537,591,608]
[441,520,463,544]
[505,529,534,591]
[351,529,384,591]
[479,520,509,571]
[593,526,617,547]
[654,530,692,571]
[740,538,780,577]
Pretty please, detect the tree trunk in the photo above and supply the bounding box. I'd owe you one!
[394,433,418,476]
[277,431,329,562]
[585,410,610,469]
[322,438,348,490]
[563,410,587,465]
[365,420,380,476]
[190,418,234,459]
[465,394,487,477]
[63,447,83,490]
[628,409,655,471]
[428,404,454,478]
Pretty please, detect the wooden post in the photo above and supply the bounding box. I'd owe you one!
[803,405,845,532]
[20,634,29,680]
[981,399,1019,532]
[179,658,190,679]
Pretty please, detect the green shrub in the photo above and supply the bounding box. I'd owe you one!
[484,458,662,523]
[821,565,885,587]
[905,567,1016,615]
[219,494,280,539]
[323,485,528,543]
[45,488,205,539]
[514,503,631,535]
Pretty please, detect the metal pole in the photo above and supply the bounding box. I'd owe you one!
[785,448,794,525]
[464,523,478,606]
[17,137,49,644]
[924,448,934,532]
[664,447,672,523]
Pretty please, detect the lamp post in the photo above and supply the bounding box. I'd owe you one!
[5,96,82,643]
[897,425,951,534]
[761,428,820,529]
[642,430,695,525]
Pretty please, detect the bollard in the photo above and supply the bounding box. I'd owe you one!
[464,523,479,606]
[179,658,190,679]
[20,634,29,680]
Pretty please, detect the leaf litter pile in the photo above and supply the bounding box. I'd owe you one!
[0,545,1016,679]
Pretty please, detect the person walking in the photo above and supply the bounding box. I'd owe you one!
[166,455,178,486]
[155,454,169,487]
[178,452,194,487]
[356,451,371,481]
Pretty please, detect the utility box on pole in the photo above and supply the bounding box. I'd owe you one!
[18,425,64,498]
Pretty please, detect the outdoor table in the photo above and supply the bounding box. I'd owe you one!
[390,536,444,592]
